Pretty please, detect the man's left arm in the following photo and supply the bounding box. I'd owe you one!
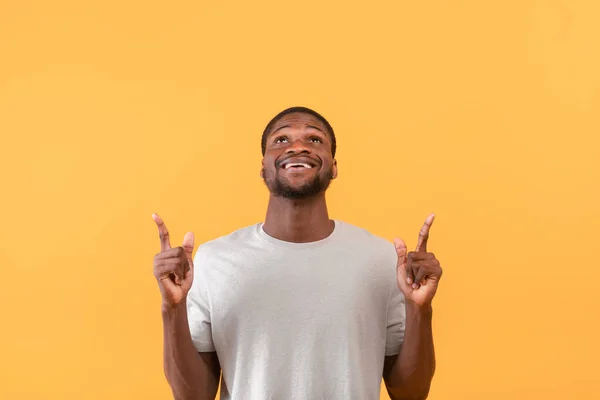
[383,302,435,400]
[383,214,442,400]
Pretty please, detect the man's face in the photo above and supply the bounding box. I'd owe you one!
[261,112,337,199]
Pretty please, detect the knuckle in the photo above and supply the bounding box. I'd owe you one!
[153,266,165,278]
[161,261,177,271]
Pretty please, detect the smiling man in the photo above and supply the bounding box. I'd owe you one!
[152,106,443,400]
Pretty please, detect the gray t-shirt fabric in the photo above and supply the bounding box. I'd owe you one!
[187,220,406,400]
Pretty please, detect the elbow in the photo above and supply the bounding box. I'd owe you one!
[169,387,207,400]
[385,364,436,400]
[387,383,432,400]
[389,392,431,400]
[164,368,207,400]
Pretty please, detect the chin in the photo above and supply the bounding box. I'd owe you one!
[277,190,322,200]
[276,181,331,199]
[263,170,332,199]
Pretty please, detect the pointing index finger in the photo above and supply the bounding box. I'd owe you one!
[152,213,171,252]
[416,213,435,252]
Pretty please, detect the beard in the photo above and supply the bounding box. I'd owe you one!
[262,166,333,199]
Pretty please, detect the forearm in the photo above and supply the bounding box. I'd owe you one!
[162,303,218,400]
[387,302,436,400]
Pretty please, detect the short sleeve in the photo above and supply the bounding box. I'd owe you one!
[186,245,216,352]
[385,283,406,356]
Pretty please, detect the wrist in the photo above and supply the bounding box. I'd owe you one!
[405,300,433,315]
[161,301,187,316]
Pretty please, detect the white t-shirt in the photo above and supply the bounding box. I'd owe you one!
[187,220,406,400]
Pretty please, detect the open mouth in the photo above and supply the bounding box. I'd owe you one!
[283,163,313,170]
[279,157,319,171]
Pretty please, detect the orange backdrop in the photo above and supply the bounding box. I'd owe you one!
[1,1,599,399]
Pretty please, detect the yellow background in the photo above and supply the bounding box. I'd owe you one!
[1,0,599,399]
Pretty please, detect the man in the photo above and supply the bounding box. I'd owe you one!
[152,106,443,400]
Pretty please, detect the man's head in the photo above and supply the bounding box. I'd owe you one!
[260,106,338,199]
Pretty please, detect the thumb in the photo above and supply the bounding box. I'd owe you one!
[394,238,407,264]
[394,238,410,290]
[182,232,195,265]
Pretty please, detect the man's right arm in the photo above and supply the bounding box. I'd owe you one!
[162,303,220,400]
[152,213,220,400]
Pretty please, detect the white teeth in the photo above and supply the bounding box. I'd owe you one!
[285,163,312,169]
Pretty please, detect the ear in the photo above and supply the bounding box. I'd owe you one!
[331,159,338,179]
[260,158,264,178]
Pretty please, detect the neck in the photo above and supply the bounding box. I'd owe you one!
[263,193,334,243]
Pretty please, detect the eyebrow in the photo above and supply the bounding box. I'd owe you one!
[271,124,326,135]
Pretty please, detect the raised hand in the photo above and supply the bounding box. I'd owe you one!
[394,214,443,307]
[152,213,195,307]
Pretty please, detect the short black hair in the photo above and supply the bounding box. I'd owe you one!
[261,106,336,157]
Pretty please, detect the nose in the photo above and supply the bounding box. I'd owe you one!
[285,138,311,154]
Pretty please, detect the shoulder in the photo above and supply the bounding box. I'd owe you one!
[193,223,260,261]
[336,220,393,246]
[335,221,399,292]
[335,220,397,258]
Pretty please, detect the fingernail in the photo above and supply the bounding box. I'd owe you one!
[412,283,419,290]
[407,277,412,284]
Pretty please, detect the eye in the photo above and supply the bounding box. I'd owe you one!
[309,136,323,143]
[274,136,288,143]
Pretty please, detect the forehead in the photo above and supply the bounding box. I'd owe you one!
[269,112,329,135]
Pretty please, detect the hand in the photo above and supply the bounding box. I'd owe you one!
[152,213,195,307]
[394,214,443,308]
